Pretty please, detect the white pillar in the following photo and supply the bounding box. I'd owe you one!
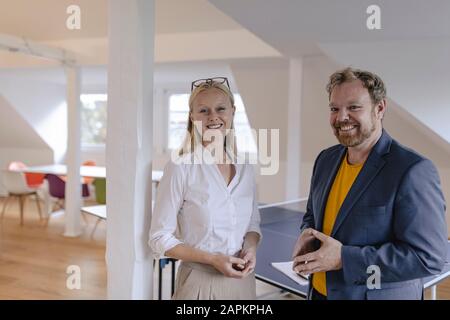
[106,0,155,299]
[285,58,303,200]
[64,66,82,237]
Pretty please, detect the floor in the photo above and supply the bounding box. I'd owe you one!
[0,196,448,300]
[0,196,299,300]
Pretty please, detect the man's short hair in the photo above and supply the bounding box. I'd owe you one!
[326,67,387,105]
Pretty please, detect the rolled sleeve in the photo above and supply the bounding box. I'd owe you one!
[247,196,262,238]
[148,161,186,259]
[246,176,262,239]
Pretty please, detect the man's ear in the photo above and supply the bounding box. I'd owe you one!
[377,99,387,120]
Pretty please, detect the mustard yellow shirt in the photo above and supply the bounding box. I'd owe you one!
[312,153,364,296]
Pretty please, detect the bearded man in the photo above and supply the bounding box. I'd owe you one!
[292,67,448,300]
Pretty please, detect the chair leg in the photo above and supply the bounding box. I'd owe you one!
[1,196,11,221]
[82,212,89,225]
[44,215,50,227]
[45,199,64,228]
[34,193,42,221]
[90,218,102,239]
[53,199,63,212]
[19,195,25,226]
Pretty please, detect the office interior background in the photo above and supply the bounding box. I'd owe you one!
[0,0,449,299]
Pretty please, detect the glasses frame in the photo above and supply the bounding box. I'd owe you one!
[191,77,230,92]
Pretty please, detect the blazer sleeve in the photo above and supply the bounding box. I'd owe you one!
[341,158,448,284]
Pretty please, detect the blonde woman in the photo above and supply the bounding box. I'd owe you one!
[149,77,261,300]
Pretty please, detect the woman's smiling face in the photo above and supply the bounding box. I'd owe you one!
[190,88,235,146]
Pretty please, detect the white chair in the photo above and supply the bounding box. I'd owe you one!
[1,170,42,225]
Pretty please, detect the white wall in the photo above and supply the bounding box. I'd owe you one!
[230,58,290,203]
[0,68,67,163]
[0,84,54,196]
[0,95,50,148]
[319,40,450,144]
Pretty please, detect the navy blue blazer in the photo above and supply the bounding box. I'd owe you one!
[301,130,448,300]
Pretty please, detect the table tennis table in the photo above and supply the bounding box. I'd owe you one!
[256,200,450,300]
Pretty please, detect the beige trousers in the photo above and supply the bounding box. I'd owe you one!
[172,262,256,300]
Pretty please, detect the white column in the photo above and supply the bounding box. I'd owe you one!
[64,66,82,237]
[285,58,303,200]
[106,0,155,299]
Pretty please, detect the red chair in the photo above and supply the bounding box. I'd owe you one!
[8,161,45,188]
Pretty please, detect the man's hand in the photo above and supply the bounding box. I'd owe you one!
[293,230,343,276]
[292,228,316,268]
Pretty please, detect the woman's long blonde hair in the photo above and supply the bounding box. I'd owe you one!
[178,81,237,161]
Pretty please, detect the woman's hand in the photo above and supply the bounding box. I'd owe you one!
[210,253,247,278]
[238,246,257,276]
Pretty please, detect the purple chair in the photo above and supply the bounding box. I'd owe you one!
[45,174,90,225]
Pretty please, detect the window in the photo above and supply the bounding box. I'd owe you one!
[80,94,107,146]
[233,95,258,154]
[167,93,257,153]
[167,94,190,150]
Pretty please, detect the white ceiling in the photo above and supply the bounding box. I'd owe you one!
[0,0,279,67]
[0,0,242,41]
[0,0,108,40]
[210,0,450,57]
[156,0,242,34]
[2,0,450,145]
[210,0,450,144]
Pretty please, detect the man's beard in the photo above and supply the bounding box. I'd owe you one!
[333,117,376,147]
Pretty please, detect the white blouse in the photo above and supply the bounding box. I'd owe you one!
[148,150,261,259]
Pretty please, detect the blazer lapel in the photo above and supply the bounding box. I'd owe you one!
[315,147,346,231]
[330,130,392,237]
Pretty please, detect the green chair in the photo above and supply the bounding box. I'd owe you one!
[90,178,106,238]
[93,178,106,204]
